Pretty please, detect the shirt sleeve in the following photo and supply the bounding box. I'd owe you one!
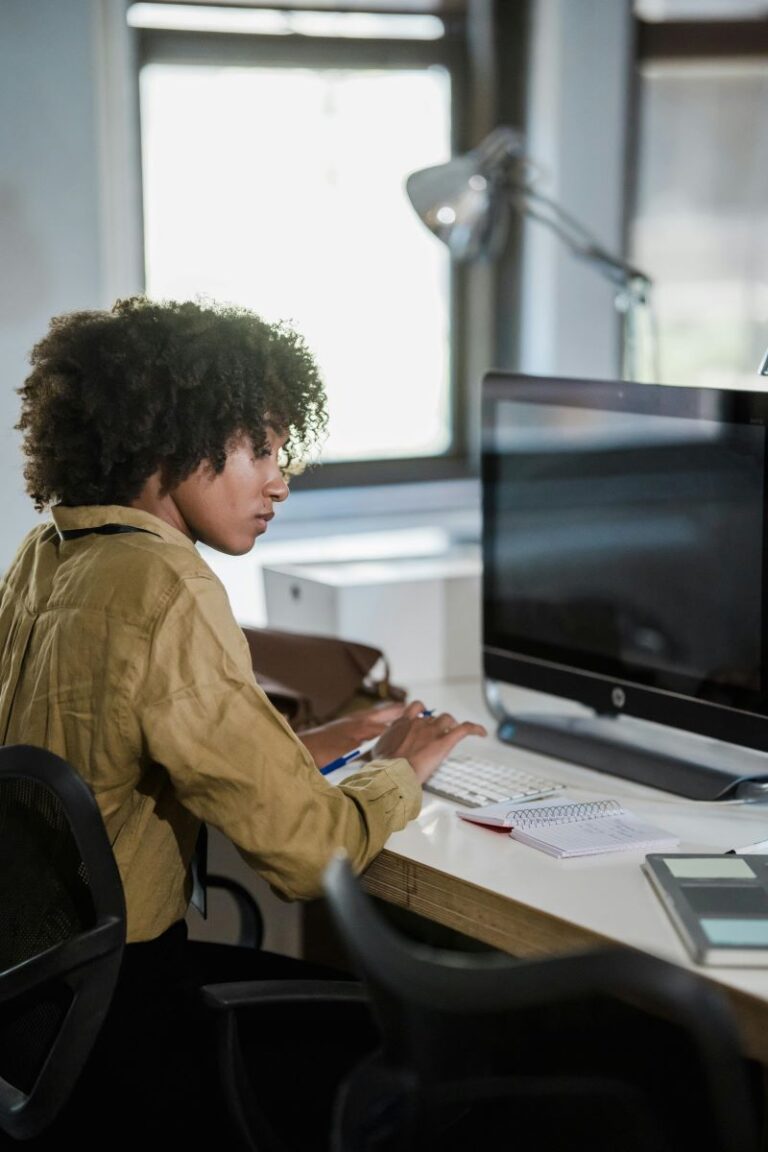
[138,571,422,900]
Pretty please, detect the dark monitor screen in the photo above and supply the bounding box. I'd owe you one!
[482,372,768,758]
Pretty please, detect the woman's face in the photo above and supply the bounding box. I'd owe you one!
[169,427,290,555]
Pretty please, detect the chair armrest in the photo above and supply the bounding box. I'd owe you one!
[201,978,374,1151]
[201,979,368,1012]
[206,873,265,949]
[0,917,124,1003]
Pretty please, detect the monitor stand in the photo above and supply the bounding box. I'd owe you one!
[484,680,768,802]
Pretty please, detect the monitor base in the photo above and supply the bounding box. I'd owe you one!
[485,681,768,801]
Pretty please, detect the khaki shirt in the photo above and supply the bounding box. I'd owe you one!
[0,505,421,942]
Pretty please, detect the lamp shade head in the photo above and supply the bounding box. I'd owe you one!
[405,156,507,262]
[405,128,525,262]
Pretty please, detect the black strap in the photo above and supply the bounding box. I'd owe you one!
[190,823,209,919]
[59,523,161,541]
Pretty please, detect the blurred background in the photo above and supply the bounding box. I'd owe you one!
[2,0,767,573]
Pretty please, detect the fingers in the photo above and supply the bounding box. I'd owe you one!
[375,701,484,739]
[415,711,488,741]
[429,711,458,736]
[440,719,488,744]
[403,699,428,721]
[404,714,488,784]
[367,703,487,779]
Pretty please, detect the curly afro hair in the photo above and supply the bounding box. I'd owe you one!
[17,296,328,510]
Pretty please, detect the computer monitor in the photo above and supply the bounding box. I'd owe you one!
[482,371,768,801]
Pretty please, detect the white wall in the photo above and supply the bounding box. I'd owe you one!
[0,0,140,571]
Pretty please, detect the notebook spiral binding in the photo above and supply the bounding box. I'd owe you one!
[513,798,621,828]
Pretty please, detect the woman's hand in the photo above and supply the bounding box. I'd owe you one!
[368,699,487,785]
[300,701,408,768]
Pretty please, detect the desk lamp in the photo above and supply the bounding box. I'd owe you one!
[405,126,655,382]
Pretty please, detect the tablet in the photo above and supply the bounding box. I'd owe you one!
[643,853,768,967]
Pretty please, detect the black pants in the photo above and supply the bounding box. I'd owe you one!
[44,922,378,1150]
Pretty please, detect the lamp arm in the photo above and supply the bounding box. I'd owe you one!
[505,179,651,298]
[500,175,657,381]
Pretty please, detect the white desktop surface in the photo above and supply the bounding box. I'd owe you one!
[351,677,768,1062]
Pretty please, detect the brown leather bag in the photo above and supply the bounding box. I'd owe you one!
[242,626,406,730]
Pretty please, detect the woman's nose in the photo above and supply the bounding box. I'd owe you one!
[267,472,290,502]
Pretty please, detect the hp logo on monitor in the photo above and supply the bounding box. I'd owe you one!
[611,687,626,710]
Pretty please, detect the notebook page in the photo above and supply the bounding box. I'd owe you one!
[512,814,679,858]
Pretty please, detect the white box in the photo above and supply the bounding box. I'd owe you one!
[262,553,481,684]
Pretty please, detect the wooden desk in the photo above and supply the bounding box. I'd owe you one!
[357,678,768,1064]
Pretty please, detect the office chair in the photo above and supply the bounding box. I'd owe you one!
[191,822,266,949]
[205,873,265,949]
[321,853,761,1152]
[202,977,375,1152]
[0,744,126,1142]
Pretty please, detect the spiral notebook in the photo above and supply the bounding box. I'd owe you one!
[457,797,678,858]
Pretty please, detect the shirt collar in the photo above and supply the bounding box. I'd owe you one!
[50,505,198,553]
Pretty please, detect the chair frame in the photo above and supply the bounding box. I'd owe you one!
[0,744,126,1140]
[204,873,265,951]
[322,852,760,1152]
[201,980,370,1152]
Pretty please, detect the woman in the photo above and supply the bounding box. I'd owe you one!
[0,295,485,1145]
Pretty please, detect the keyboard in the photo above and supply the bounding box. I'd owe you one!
[425,753,564,808]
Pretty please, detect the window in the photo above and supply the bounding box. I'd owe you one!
[630,7,768,388]
[132,3,467,482]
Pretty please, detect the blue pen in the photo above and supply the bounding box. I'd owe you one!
[320,709,435,776]
[320,736,379,776]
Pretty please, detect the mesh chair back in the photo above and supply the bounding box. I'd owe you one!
[0,745,125,1140]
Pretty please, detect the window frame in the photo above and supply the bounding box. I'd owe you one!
[136,16,474,490]
[627,11,768,387]
[635,16,768,62]
[629,15,768,227]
